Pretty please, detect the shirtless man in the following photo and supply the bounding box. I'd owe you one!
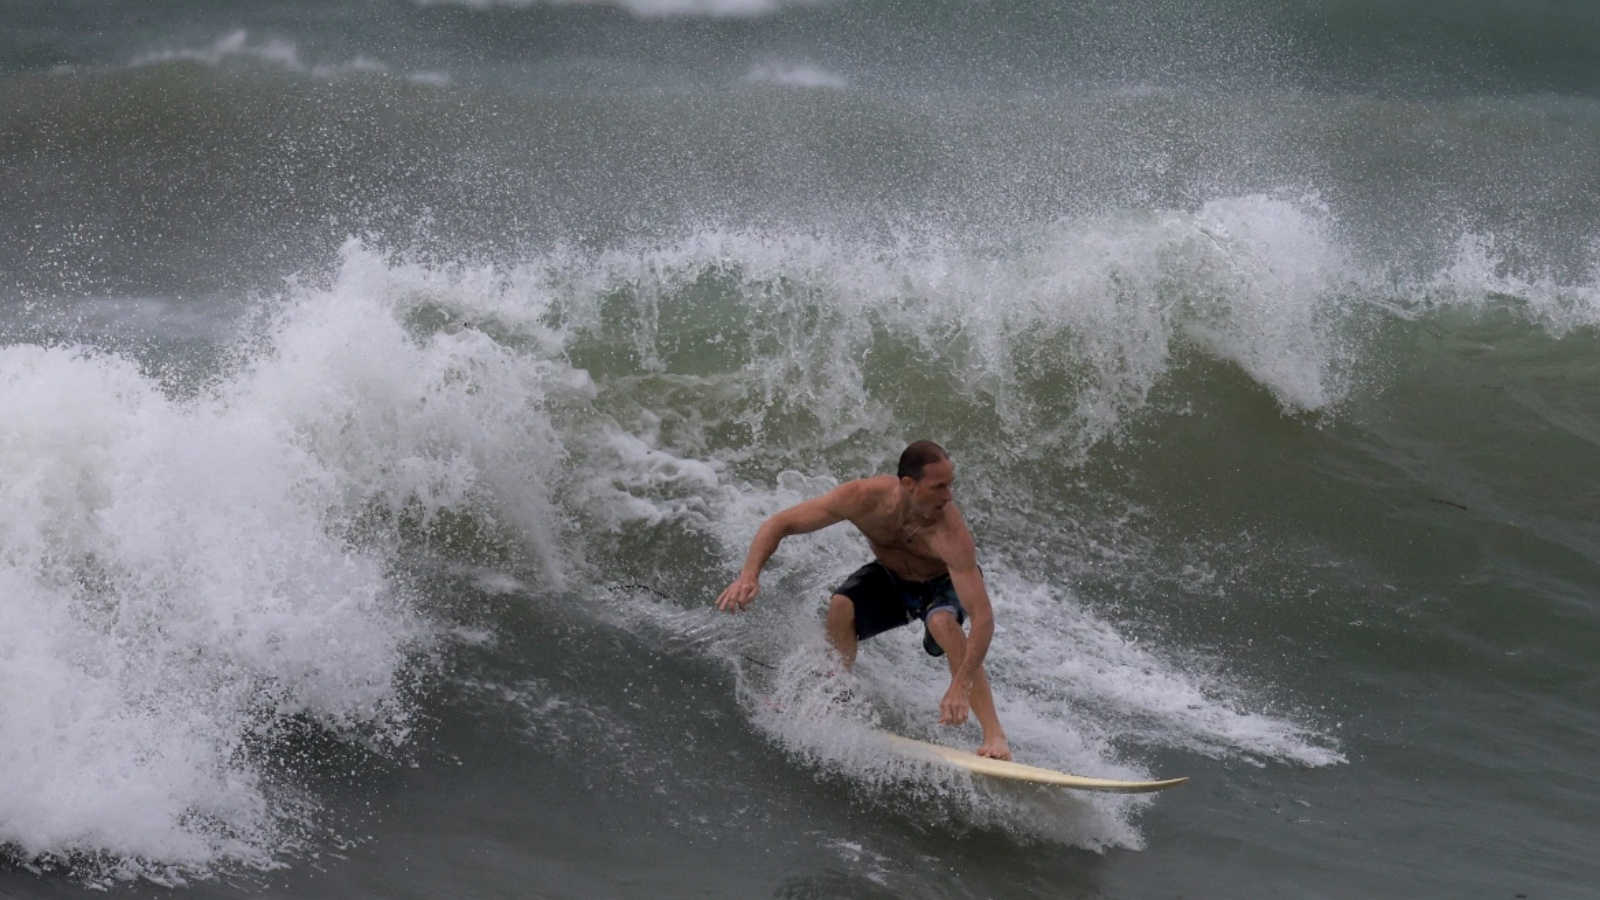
[716,441,1011,760]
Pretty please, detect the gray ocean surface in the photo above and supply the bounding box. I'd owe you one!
[3,1,1599,897]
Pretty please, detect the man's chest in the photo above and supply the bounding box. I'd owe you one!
[856,518,939,557]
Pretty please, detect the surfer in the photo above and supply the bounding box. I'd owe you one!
[716,441,1011,760]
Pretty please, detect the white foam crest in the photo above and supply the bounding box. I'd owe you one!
[743,61,849,89]
[554,201,1362,463]
[129,30,394,80]
[1180,194,1363,411]
[1419,232,1600,334]
[942,194,1358,426]
[411,0,822,17]
[559,230,889,447]
[239,241,581,579]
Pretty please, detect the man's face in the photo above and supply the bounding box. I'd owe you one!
[907,458,955,514]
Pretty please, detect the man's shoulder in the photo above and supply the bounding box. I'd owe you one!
[828,475,896,509]
[846,474,899,492]
[932,503,976,544]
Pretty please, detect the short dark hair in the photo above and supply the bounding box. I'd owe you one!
[897,440,949,481]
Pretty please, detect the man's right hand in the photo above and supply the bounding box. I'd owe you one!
[716,574,760,612]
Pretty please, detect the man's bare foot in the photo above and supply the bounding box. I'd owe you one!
[976,735,1012,761]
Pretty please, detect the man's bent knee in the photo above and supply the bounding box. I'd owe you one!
[827,594,856,624]
[826,595,858,642]
[925,608,966,655]
[826,594,860,667]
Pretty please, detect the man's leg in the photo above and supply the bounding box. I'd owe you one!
[825,594,859,669]
[925,610,1011,759]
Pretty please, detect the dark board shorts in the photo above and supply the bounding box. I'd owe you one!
[832,561,966,657]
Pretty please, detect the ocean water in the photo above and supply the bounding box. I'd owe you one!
[2,1,1598,897]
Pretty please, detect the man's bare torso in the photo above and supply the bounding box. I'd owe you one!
[845,475,954,582]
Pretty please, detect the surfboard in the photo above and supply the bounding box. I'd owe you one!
[881,733,1189,793]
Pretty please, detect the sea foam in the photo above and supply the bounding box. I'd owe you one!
[0,243,576,879]
[0,344,414,877]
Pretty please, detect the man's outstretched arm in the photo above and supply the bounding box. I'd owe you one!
[715,483,859,612]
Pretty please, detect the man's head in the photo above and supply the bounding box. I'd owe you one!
[897,440,954,515]
[897,440,948,481]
